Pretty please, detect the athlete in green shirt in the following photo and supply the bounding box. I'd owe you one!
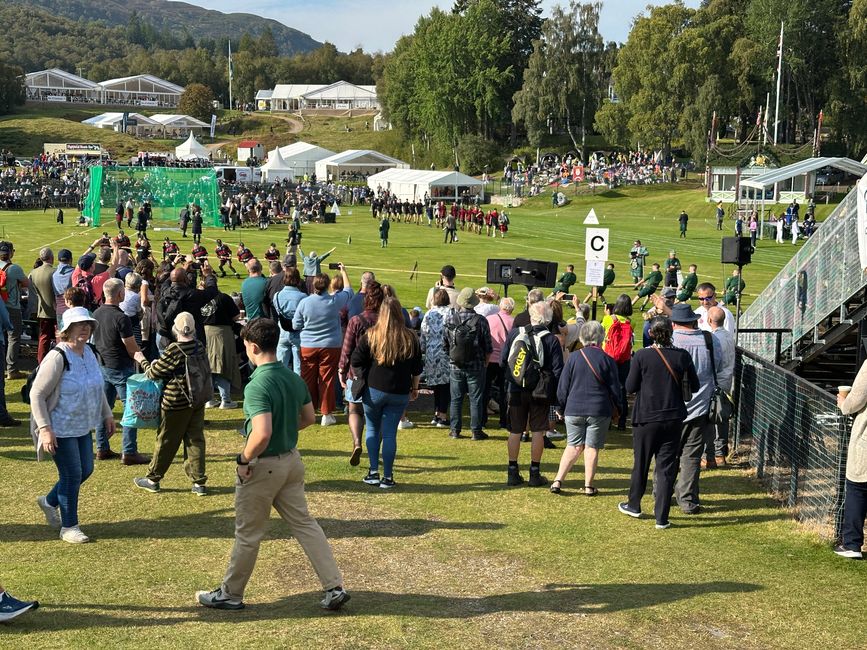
[554,265,577,293]
[722,269,746,305]
[677,264,698,303]
[633,263,662,310]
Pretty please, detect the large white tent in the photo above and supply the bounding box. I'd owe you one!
[81,112,159,136]
[150,114,209,137]
[316,149,408,181]
[175,133,210,160]
[277,142,336,178]
[260,147,295,182]
[368,168,484,202]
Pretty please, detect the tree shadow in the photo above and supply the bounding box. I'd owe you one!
[3,582,762,632]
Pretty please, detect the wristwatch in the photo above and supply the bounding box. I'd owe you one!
[236,453,249,466]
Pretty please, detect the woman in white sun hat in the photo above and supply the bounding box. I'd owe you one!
[31,307,113,544]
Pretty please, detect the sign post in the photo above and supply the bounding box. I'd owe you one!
[584,226,609,321]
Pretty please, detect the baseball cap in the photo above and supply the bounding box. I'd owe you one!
[78,253,96,270]
[172,311,196,338]
[58,248,72,262]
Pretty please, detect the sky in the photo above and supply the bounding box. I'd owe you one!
[184,0,702,53]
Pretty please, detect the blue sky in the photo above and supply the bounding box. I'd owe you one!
[184,0,702,53]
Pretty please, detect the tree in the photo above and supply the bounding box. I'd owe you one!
[0,63,25,115]
[512,2,604,157]
[179,83,215,122]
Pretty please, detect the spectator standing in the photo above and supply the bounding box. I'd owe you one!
[92,279,148,465]
[0,295,18,427]
[274,268,307,375]
[196,319,349,612]
[486,297,515,431]
[695,282,735,333]
[240,259,268,321]
[618,316,699,528]
[678,210,689,237]
[0,242,29,379]
[835,361,867,559]
[424,265,459,310]
[191,206,203,244]
[347,271,376,320]
[512,288,544,329]
[203,290,242,409]
[52,249,74,321]
[420,289,454,428]
[705,307,735,467]
[28,247,57,362]
[671,304,722,515]
[445,288,493,440]
[602,294,634,430]
[33,308,113,543]
[298,246,334,294]
[156,261,218,346]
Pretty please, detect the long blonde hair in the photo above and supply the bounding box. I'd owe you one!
[367,297,416,366]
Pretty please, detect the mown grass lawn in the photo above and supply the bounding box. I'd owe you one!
[1,183,862,648]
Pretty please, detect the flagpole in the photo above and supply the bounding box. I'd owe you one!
[773,22,783,145]
[228,40,234,112]
[763,91,771,145]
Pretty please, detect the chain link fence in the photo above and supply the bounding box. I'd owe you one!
[733,348,849,539]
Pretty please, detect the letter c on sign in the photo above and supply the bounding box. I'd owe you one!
[590,235,605,252]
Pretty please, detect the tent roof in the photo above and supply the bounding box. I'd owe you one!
[99,74,184,93]
[368,168,483,187]
[272,84,327,100]
[238,140,262,149]
[318,149,407,168]
[261,147,293,171]
[25,68,101,90]
[255,89,273,100]
[175,133,209,159]
[150,114,209,127]
[82,112,159,126]
[740,157,867,189]
[300,81,376,100]
[278,141,335,160]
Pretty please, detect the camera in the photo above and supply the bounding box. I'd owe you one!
[328,262,341,270]
[190,262,201,270]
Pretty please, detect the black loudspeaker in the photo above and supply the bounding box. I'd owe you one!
[721,237,752,265]
[514,258,559,288]
[323,212,336,223]
[487,258,517,284]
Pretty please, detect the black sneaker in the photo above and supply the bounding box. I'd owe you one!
[449,431,465,439]
[362,471,381,485]
[542,436,557,449]
[528,472,548,487]
[133,477,160,493]
[618,502,642,518]
[379,477,396,489]
[191,484,207,496]
[507,467,524,486]
[520,432,530,442]
[320,587,350,611]
[471,431,489,441]
[834,544,863,559]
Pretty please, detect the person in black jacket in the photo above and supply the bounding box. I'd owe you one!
[157,260,218,347]
[618,316,699,529]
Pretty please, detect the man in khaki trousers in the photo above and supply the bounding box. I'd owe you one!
[196,318,349,611]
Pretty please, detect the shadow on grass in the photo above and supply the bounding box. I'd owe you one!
[0,509,504,542]
[3,582,762,631]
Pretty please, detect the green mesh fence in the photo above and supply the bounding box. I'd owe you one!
[82,166,221,228]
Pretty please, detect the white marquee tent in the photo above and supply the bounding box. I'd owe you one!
[368,168,484,202]
[316,149,408,181]
[81,112,159,136]
[175,133,210,160]
[260,147,295,182]
[151,114,209,137]
[277,142,336,178]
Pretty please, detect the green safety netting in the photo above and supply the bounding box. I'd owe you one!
[82,166,221,227]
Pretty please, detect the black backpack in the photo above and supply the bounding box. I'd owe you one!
[157,285,192,338]
[447,312,480,368]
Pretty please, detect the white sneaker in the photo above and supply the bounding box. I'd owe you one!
[36,495,61,529]
[321,414,337,426]
[60,526,90,544]
[205,399,220,409]
[219,400,239,409]
[398,418,415,429]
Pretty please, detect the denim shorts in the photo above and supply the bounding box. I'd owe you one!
[344,378,363,405]
[564,415,610,449]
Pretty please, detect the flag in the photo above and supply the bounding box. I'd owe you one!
[209,114,217,138]
[756,106,762,126]
[228,41,234,81]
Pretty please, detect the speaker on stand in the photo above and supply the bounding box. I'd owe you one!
[721,237,752,345]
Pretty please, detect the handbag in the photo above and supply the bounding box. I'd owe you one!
[653,346,692,403]
[579,349,620,422]
[702,331,734,424]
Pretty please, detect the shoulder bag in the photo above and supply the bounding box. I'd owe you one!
[702,331,734,424]
[579,348,620,422]
[653,346,693,403]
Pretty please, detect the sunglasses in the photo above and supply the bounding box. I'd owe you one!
[698,296,715,301]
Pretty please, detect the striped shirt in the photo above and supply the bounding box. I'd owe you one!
[140,340,204,411]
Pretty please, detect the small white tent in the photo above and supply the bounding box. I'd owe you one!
[277,142,335,178]
[175,133,210,160]
[368,168,484,202]
[261,147,295,182]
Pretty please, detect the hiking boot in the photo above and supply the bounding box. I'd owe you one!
[196,587,244,610]
[133,477,160,493]
[507,466,525,486]
[320,587,350,611]
[122,453,150,466]
[96,449,121,461]
[528,471,548,487]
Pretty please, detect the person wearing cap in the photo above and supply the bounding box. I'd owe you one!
[0,241,29,379]
[444,287,493,440]
[92,278,148,465]
[32,307,114,544]
[28,247,57,362]
[52,249,74,322]
[670,302,722,515]
[663,251,681,289]
[425,265,459,310]
[675,264,698,303]
[132,312,210,496]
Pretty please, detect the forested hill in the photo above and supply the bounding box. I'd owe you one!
[8,0,322,56]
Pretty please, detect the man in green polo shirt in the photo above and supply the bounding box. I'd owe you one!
[584,263,616,304]
[196,318,350,612]
[553,264,577,294]
[633,263,663,310]
[677,264,698,303]
[722,268,746,305]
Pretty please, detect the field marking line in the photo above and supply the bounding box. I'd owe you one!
[29,227,97,251]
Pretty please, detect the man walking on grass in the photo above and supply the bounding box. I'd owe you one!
[197,318,349,612]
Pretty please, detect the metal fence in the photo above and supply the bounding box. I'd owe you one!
[733,347,849,538]
[739,189,864,361]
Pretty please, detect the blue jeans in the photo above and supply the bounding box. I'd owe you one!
[95,365,138,454]
[277,330,301,374]
[213,374,231,403]
[0,341,9,419]
[46,433,94,528]
[362,387,409,477]
[449,365,485,434]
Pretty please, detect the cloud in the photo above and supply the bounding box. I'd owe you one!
[185,0,701,53]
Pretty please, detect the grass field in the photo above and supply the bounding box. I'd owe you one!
[1,183,863,649]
